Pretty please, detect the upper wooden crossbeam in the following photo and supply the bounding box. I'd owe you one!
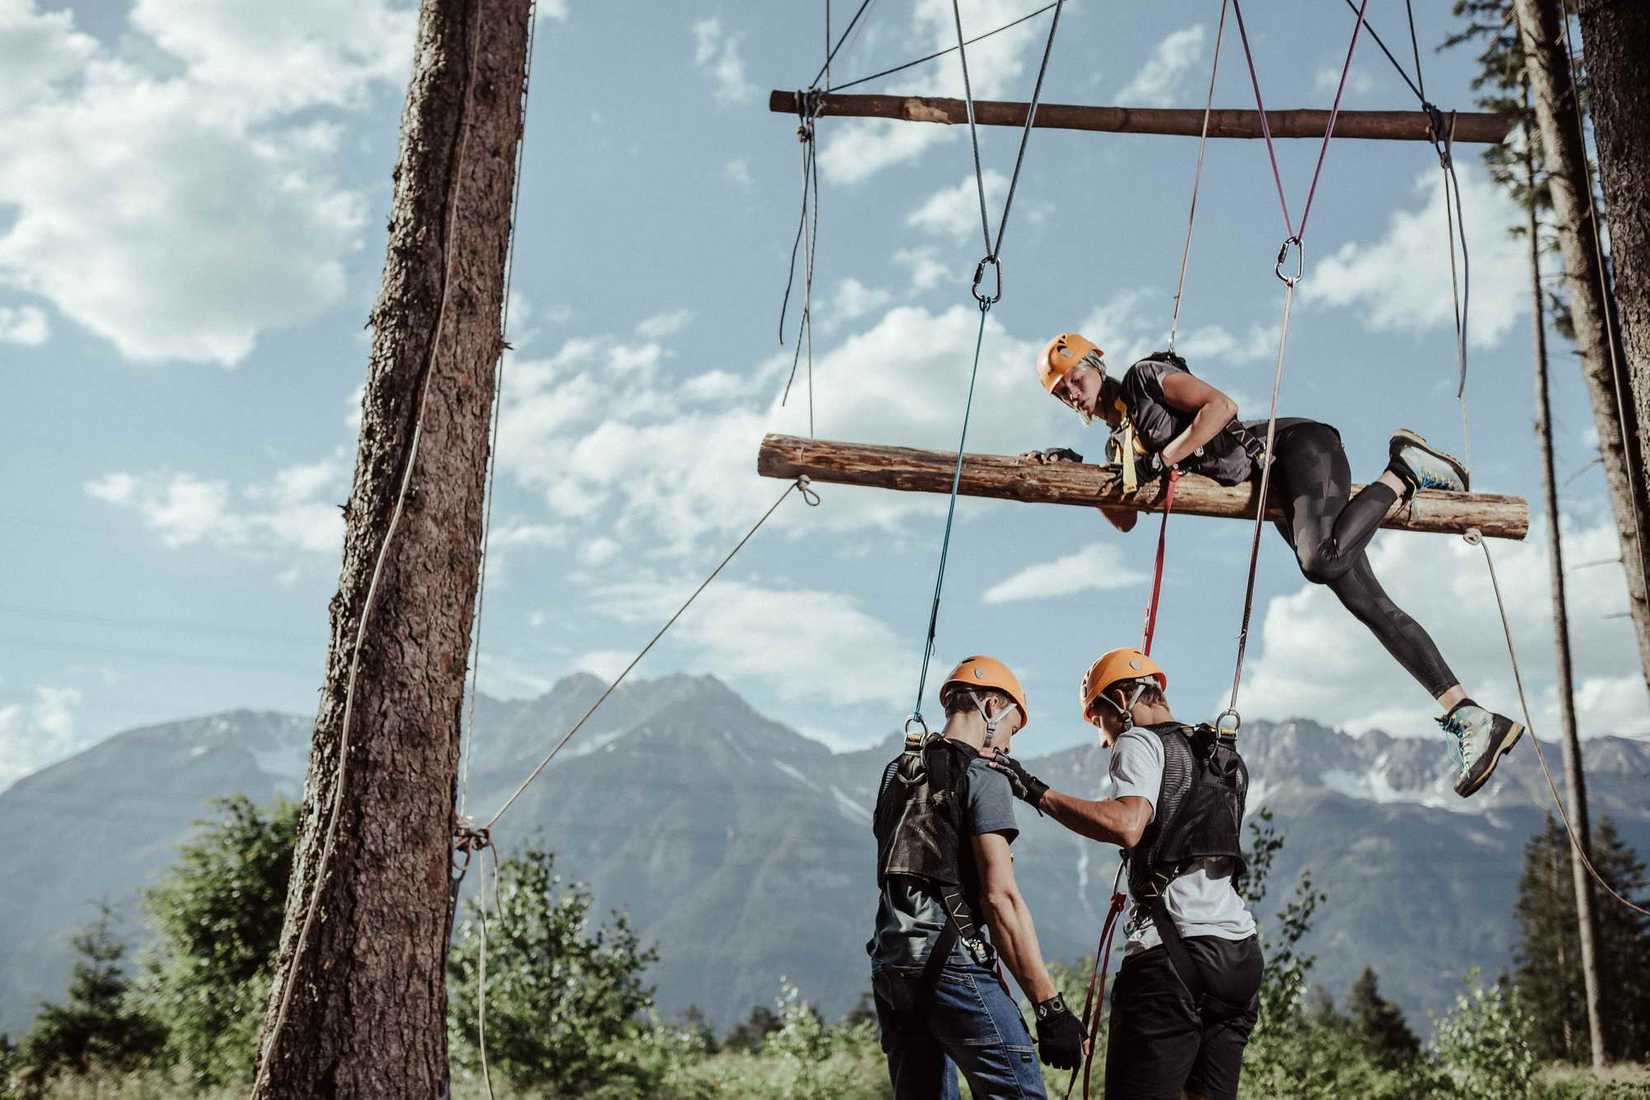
[770,91,1514,145]
[757,434,1530,540]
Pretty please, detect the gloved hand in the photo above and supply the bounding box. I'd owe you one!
[1034,994,1084,1070]
[1018,446,1084,465]
[986,751,1049,811]
[1139,449,1176,481]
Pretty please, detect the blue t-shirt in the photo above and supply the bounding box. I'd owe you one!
[867,751,1018,966]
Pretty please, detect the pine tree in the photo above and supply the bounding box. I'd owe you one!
[1514,815,1650,1061]
[1345,967,1421,1069]
[17,907,165,1087]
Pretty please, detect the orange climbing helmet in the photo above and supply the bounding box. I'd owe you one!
[941,655,1029,730]
[1037,332,1105,393]
[1080,647,1167,728]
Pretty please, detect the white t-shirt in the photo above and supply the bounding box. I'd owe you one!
[1109,726,1256,955]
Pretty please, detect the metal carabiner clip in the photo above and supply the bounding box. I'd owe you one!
[1273,236,1303,287]
[1214,707,1243,738]
[971,255,1003,309]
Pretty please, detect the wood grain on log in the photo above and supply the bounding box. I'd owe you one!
[770,90,1514,144]
[758,435,1529,540]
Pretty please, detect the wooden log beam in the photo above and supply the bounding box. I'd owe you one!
[758,434,1529,540]
[770,90,1514,145]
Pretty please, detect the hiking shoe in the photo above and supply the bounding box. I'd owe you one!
[1388,429,1470,494]
[1438,701,1525,798]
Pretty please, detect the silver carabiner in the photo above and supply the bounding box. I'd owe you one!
[1274,236,1303,287]
[971,255,1003,308]
[1214,707,1242,737]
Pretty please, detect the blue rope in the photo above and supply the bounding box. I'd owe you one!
[911,303,991,720]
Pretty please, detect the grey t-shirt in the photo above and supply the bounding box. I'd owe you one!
[868,752,1018,966]
[1110,727,1256,955]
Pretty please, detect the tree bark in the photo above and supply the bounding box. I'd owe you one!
[1514,0,1650,697]
[1526,107,1606,1070]
[756,434,1530,539]
[252,1,532,1095]
[1579,0,1650,570]
[770,90,1514,143]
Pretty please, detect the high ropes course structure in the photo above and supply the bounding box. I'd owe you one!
[248,1,1648,1096]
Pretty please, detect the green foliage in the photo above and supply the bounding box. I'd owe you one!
[1515,815,1650,1063]
[137,796,297,1088]
[447,846,660,1097]
[1434,973,1541,1100]
[722,1004,783,1054]
[1347,966,1423,1069]
[11,908,165,1095]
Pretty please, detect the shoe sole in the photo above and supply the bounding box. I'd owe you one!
[1391,428,1471,492]
[1455,720,1525,798]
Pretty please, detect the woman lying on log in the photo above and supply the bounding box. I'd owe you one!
[1023,333,1523,798]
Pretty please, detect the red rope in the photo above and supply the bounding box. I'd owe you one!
[1140,469,1182,656]
[1067,890,1128,1100]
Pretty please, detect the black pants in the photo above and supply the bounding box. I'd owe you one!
[1268,421,1458,697]
[1105,935,1262,1100]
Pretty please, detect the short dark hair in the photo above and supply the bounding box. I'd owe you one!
[941,685,1014,719]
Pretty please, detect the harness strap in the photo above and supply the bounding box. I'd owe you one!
[1140,468,1182,656]
[1145,891,1206,1006]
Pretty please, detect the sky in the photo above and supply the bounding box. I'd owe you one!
[2,0,1646,790]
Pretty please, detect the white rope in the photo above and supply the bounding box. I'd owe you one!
[250,4,489,1094]
[1468,528,1650,918]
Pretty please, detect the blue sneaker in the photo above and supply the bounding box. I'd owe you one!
[1389,429,1470,494]
[1438,701,1524,797]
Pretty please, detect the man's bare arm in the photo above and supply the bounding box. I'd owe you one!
[1040,791,1152,849]
[972,831,1058,1003]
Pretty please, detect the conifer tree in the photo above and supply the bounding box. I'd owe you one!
[1345,967,1421,1069]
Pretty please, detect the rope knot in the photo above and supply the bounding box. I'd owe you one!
[796,476,822,507]
[454,817,492,855]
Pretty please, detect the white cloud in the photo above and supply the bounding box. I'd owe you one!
[908,171,1007,240]
[0,304,48,346]
[0,685,85,790]
[1303,162,1528,347]
[570,649,633,683]
[87,457,348,555]
[724,158,755,189]
[1314,65,1376,98]
[539,0,569,20]
[594,578,911,707]
[983,544,1146,604]
[636,308,694,340]
[1234,519,1650,738]
[819,0,1048,185]
[1115,25,1205,107]
[692,18,755,104]
[895,248,950,293]
[826,277,894,323]
[1173,322,1280,365]
[580,536,621,566]
[680,369,751,404]
[0,1,409,366]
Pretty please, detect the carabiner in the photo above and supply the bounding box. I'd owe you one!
[971,255,1003,308]
[1214,707,1242,737]
[1273,236,1303,287]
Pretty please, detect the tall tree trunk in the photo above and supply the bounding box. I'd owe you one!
[1525,100,1606,1070]
[1577,1,1650,544]
[1514,0,1650,697]
[252,1,532,1095]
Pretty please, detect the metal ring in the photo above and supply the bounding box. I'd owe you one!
[904,714,930,736]
[1273,236,1303,287]
[971,255,1003,307]
[1214,707,1242,735]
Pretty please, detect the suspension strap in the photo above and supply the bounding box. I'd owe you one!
[1167,0,1230,354]
[1140,468,1182,656]
[908,0,1065,723]
[1219,0,1367,734]
[1066,864,1127,1100]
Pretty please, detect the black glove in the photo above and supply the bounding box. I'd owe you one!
[1034,994,1084,1070]
[1018,446,1084,465]
[1139,449,1176,480]
[989,752,1049,811]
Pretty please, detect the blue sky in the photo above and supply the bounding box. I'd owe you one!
[2,0,1644,788]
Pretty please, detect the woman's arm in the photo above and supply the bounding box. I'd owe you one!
[1157,371,1238,468]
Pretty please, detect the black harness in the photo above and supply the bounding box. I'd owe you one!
[873,735,991,1014]
[1125,722,1249,1012]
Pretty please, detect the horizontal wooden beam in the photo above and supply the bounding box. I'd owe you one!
[770,90,1514,145]
[758,434,1529,540]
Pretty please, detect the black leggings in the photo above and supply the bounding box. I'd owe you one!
[1268,422,1458,697]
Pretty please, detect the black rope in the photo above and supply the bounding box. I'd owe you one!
[1338,0,1424,102]
[809,0,878,88]
[827,3,1058,94]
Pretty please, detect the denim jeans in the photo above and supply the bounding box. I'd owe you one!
[871,960,1047,1100]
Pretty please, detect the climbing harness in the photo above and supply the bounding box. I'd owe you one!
[1217,0,1368,736]
[908,0,1065,727]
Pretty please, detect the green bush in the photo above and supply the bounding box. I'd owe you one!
[1434,975,1541,1100]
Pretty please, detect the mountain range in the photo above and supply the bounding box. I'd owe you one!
[2,672,1647,1038]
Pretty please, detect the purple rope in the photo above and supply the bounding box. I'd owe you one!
[1230,0,1292,237]
[1297,0,1369,242]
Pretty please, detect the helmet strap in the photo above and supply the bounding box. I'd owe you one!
[964,690,1019,749]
